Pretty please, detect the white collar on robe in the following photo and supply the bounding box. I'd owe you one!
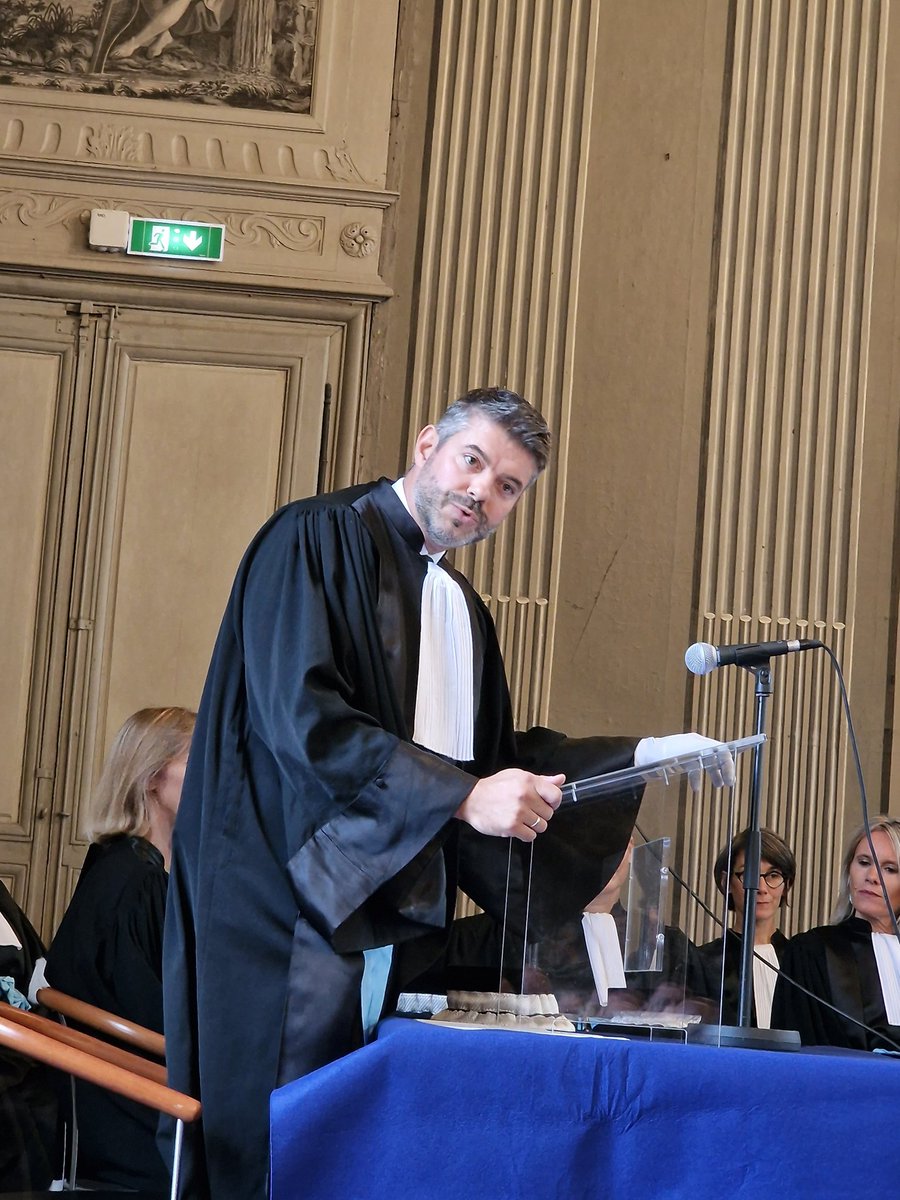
[581,912,627,1006]
[752,941,779,1029]
[392,478,474,760]
[871,932,900,1025]
[0,913,22,950]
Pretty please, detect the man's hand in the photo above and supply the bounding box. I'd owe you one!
[633,733,736,791]
[455,769,565,841]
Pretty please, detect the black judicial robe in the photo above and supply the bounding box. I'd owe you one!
[0,882,59,1191]
[771,918,900,1051]
[163,478,642,1200]
[46,836,169,1191]
[696,928,788,1027]
[0,882,46,987]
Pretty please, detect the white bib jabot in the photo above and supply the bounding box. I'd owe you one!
[581,912,627,1006]
[752,941,779,1030]
[872,932,900,1025]
[392,479,475,761]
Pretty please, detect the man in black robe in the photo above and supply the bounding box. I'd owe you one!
[163,387,728,1199]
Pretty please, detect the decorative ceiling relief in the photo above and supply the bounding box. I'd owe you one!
[0,0,318,112]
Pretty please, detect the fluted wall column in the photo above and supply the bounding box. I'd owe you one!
[407,0,597,727]
[687,0,888,933]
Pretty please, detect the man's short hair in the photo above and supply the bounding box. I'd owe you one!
[435,387,551,476]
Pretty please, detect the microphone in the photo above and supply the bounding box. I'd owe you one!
[685,638,824,676]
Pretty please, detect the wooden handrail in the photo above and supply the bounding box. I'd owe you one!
[37,986,166,1060]
[0,1014,200,1123]
[1,1003,167,1085]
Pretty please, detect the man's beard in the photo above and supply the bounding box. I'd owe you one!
[413,471,491,549]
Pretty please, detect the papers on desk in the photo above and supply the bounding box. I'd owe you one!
[396,992,448,1015]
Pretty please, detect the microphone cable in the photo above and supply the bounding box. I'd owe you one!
[632,814,900,1052]
[822,644,900,942]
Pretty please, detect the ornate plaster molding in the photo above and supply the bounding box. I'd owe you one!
[318,142,368,184]
[0,190,324,255]
[339,222,376,258]
[0,192,86,230]
[82,124,142,163]
[197,210,324,254]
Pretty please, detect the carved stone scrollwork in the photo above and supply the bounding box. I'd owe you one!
[0,190,325,257]
[0,192,90,231]
[340,222,376,258]
[186,210,323,254]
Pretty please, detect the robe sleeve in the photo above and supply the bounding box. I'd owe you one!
[771,929,848,1048]
[236,504,476,948]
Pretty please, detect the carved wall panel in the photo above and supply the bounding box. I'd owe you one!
[0,174,388,293]
[1,0,318,107]
[0,0,399,296]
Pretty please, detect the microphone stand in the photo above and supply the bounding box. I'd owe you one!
[736,663,771,1027]
[689,656,801,1050]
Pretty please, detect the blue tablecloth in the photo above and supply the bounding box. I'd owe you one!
[270,1017,900,1199]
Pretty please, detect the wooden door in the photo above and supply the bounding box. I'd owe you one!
[0,297,96,931]
[0,297,341,937]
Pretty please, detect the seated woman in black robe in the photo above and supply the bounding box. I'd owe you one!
[696,827,796,1028]
[772,814,900,1051]
[46,705,195,1192]
[0,881,61,1190]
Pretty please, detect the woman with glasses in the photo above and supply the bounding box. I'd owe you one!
[771,814,900,1050]
[696,827,796,1027]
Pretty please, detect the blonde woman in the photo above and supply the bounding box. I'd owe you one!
[772,814,900,1050]
[46,706,195,1191]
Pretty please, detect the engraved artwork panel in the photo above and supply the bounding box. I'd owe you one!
[0,0,318,111]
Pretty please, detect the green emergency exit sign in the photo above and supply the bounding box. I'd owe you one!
[127,218,225,262]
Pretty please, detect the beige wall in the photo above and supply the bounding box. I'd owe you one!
[386,0,900,936]
[364,0,441,479]
[553,0,730,738]
[0,0,400,931]
[4,0,900,941]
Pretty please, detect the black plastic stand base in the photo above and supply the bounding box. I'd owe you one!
[686,1023,801,1052]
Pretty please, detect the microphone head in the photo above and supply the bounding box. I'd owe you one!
[685,642,719,676]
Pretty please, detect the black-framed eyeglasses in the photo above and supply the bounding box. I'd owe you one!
[734,869,786,888]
